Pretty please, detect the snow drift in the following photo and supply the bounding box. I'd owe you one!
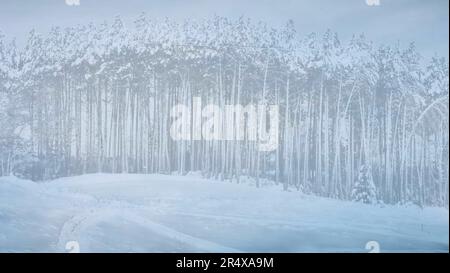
[0,173,448,252]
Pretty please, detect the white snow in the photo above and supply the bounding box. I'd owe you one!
[0,173,448,253]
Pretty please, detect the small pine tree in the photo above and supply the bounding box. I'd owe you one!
[351,165,377,204]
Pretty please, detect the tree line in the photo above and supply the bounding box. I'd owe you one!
[0,15,448,207]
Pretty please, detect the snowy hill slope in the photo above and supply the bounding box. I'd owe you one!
[0,174,448,252]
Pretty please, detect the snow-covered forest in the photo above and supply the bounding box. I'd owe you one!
[0,15,448,207]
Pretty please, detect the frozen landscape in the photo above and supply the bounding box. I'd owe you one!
[0,2,448,254]
[0,173,447,253]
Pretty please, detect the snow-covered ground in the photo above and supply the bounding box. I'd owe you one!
[0,173,448,253]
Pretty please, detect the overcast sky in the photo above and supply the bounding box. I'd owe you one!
[0,0,448,59]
